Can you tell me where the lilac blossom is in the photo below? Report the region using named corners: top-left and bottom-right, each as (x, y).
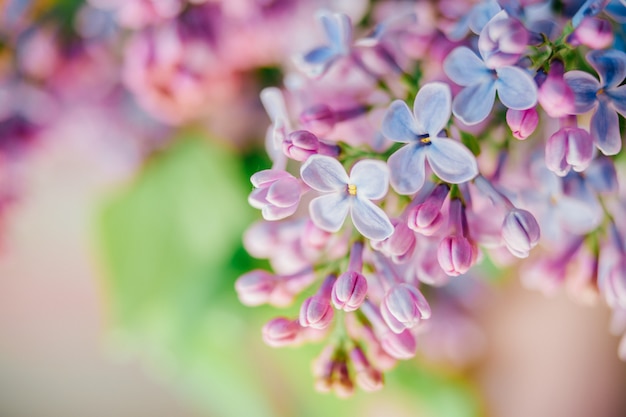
top-left (564, 49), bottom-right (626, 155)
top-left (380, 283), bottom-right (431, 334)
top-left (537, 60), bottom-right (576, 118)
top-left (381, 82), bottom-right (479, 194)
top-left (300, 155), bottom-right (393, 240)
top-left (506, 108), bottom-right (539, 140)
top-left (296, 10), bottom-right (353, 77)
top-left (248, 170), bottom-right (303, 221)
top-left (545, 127), bottom-right (595, 176)
top-left (443, 12), bottom-right (537, 125)
top-left (501, 208), bottom-right (541, 258)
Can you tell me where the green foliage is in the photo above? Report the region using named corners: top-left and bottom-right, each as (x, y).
top-left (98, 134), bottom-right (278, 417)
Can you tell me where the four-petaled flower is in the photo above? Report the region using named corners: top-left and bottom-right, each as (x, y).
top-left (295, 10), bottom-right (352, 78)
top-left (564, 49), bottom-right (626, 155)
top-left (300, 155), bottom-right (394, 240)
top-left (381, 82), bottom-right (479, 194)
top-left (443, 12), bottom-right (537, 125)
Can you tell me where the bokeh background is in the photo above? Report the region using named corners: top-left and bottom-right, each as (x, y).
top-left (1, 1), bottom-right (626, 417)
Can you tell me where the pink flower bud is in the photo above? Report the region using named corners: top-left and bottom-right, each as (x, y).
top-left (437, 235), bottom-right (477, 276)
top-left (380, 284), bottom-right (431, 333)
top-left (332, 271), bottom-right (368, 312)
top-left (538, 61), bottom-right (575, 118)
top-left (407, 202), bottom-right (444, 235)
top-left (249, 169), bottom-right (302, 221)
top-left (501, 208), bottom-right (541, 258)
top-left (235, 269), bottom-right (275, 306)
top-left (570, 18), bottom-right (613, 49)
top-left (299, 274), bottom-right (336, 329)
top-left (545, 127), bottom-right (594, 176)
top-left (299, 296), bottom-right (334, 329)
top-left (283, 130), bottom-right (320, 161)
top-left (262, 317), bottom-right (301, 347)
top-left (372, 220), bottom-right (416, 263)
top-left (506, 108), bottom-right (539, 140)
top-left (407, 183), bottom-right (448, 235)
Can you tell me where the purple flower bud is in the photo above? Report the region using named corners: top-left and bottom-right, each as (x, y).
top-left (545, 127), bottom-right (595, 176)
top-left (501, 208), bottom-right (541, 258)
top-left (300, 274), bottom-right (335, 329)
top-left (262, 317), bottom-right (301, 347)
top-left (506, 108), bottom-right (539, 140)
top-left (437, 236), bottom-right (477, 276)
top-left (570, 17), bottom-right (613, 49)
top-left (299, 296), bottom-right (334, 329)
top-left (299, 104), bottom-right (337, 136)
top-left (235, 269), bottom-right (275, 306)
top-left (332, 271), bottom-right (368, 312)
top-left (538, 61), bottom-right (575, 118)
top-left (249, 169), bottom-right (302, 221)
top-left (380, 284), bottom-right (431, 333)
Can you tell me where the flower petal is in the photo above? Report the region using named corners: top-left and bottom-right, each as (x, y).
top-left (591, 100), bottom-right (622, 155)
top-left (351, 198), bottom-right (394, 240)
top-left (564, 70), bottom-right (601, 113)
top-left (587, 49), bottom-right (626, 88)
top-left (495, 66), bottom-right (538, 109)
top-left (443, 46), bottom-right (490, 86)
top-left (250, 169), bottom-right (290, 187)
top-left (413, 82), bottom-right (452, 136)
top-left (309, 193), bottom-right (349, 232)
top-left (387, 144), bottom-right (427, 195)
top-left (262, 205), bottom-right (299, 221)
top-left (426, 138), bottom-right (479, 183)
top-left (350, 159), bottom-right (390, 200)
top-left (607, 84), bottom-right (626, 116)
top-left (381, 100), bottom-right (418, 142)
top-left (318, 10), bottom-right (351, 52)
top-left (452, 80), bottom-right (497, 125)
top-left (300, 154), bottom-right (348, 192)
top-left (301, 46), bottom-right (336, 66)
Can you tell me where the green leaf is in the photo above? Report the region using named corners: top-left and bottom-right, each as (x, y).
top-left (97, 134), bottom-right (281, 417)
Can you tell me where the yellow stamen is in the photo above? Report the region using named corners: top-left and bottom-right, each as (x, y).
top-left (348, 184), bottom-right (357, 196)
top-left (420, 136), bottom-right (431, 144)
top-left (597, 88), bottom-right (605, 96)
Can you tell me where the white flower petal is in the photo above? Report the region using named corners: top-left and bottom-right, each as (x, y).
top-left (300, 154), bottom-right (348, 192)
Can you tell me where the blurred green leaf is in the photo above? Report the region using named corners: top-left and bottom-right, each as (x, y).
top-left (98, 134), bottom-right (280, 417)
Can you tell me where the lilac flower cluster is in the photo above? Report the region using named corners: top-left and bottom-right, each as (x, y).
top-left (236, 0), bottom-right (626, 396)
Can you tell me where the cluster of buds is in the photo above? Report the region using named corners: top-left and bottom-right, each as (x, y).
top-left (236, 0), bottom-right (626, 395)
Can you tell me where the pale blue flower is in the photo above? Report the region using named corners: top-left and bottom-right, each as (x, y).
top-left (300, 155), bottom-right (393, 240)
top-left (443, 12), bottom-right (537, 125)
top-left (295, 10), bottom-right (352, 78)
top-left (564, 49), bottom-right (626, 155)
top-left (381, 82), bottom-right (479, 194)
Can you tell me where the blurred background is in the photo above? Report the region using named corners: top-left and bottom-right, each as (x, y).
top-left (1, 1), bottom-right (626, 417)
